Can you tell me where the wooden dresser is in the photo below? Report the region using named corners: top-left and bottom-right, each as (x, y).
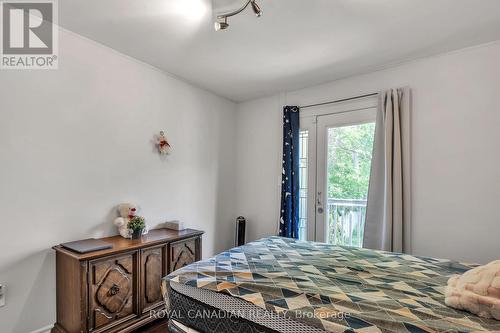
top-left (52, 228), bottom-right (204, 333)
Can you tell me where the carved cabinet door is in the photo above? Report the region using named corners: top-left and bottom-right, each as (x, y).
top-left (88, 252), bottom-right (137, 332)
top-left (169, 237), bottom-right (198, 273)
top-left (140, 245), bottom-right (166, 313)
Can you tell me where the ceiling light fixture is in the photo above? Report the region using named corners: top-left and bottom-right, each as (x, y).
top-left (214, 0), bottom-right (262, 31)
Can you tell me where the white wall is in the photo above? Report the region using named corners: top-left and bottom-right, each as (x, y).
top-left (0, 29), bottom-right (236, 333)
top-left (236, 41), bottom-right (500, 265)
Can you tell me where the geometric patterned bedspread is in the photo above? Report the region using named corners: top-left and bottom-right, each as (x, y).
top-left (165, 237), bottom-right (500, 333)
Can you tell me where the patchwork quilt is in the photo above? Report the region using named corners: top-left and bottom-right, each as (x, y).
top-left (165, 237), bottom-right (500, 333)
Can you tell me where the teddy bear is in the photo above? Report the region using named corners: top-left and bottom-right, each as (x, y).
top-left (113, 203), bottom-right (140, 239)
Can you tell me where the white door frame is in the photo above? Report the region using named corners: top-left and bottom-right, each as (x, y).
top-left (300, 96), bottom-right (378, 242)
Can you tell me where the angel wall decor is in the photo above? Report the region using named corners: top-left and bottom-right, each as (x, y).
top-left (156, 131), bottom-right (172, 155)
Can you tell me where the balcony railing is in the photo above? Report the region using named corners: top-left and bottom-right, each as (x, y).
top-left (327, 198), bottom-right (367, 248)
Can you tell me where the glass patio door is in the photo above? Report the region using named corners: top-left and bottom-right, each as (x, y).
top-left (315, 109), bottom-right (376, 245)
top-left (299, 99), bottom-right (377, 246)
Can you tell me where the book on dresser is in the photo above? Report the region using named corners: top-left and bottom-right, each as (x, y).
top-left (52, 228), bottom-right (204, 333)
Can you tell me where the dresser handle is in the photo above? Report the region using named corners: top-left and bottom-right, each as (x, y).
top-left (108, 284), bottom-right (120, 296)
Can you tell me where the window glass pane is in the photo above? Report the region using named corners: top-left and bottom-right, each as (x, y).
top-left (298, 130), bottom-right (308, 241)
top-left (326, 122), bottom-right (375, 247)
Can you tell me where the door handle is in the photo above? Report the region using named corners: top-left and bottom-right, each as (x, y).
top-left (108, 283), bottom-right (120, 296)
top-left (317, 192), bottom-right (324, 214)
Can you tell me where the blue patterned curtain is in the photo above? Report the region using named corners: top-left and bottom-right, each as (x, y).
top-left (279, 106), bottom-right (300, 239)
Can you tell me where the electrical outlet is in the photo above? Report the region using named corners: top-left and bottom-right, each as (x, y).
top-left (0, 284), bottom-right (5, 307)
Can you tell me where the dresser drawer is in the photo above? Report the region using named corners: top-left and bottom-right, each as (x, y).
top-left (88, 252), bottom-right (138, 332)
top-left (169, 237), bottom-right (198, 273)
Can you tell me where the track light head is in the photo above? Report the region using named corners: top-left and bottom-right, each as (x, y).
top-left (214, 19), bottom-right (229, 31)
top-left (251, 1), bottom-right (262, 17)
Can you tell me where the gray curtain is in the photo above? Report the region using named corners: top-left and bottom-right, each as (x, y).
top-left (364, 88), bottom-right (411, 253)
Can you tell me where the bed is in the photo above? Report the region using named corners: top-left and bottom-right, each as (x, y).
top-left (162, 236), bottom-right (500, 333)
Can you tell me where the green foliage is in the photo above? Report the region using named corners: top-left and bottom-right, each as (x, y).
top-left (327, 123), bottom-right (375, 200)
top-left (128, 216), bottom-right (146, 231)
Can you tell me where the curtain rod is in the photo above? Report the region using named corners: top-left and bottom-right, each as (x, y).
top-left (299, 92), bottom-right (378, 110)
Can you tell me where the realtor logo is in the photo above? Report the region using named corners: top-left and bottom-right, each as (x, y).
top-left (1, 0), bottom-right (58, 69)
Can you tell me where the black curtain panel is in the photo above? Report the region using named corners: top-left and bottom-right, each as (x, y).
top-left (279, 106), bottom-right (300, 239)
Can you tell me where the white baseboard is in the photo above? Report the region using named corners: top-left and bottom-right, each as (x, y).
top-left (28, 324), bottom-right (53, 333)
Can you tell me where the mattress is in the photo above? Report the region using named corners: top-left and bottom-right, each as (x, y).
top-left (167, 283), bottom-right (311, 333)
top-left (167, 280), bottom-right (327, 333)
top-left (163, 236), bottom-right (500, 333)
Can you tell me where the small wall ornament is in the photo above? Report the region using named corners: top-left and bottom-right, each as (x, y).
top-left (156, 131), bottom-right (172, 155)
